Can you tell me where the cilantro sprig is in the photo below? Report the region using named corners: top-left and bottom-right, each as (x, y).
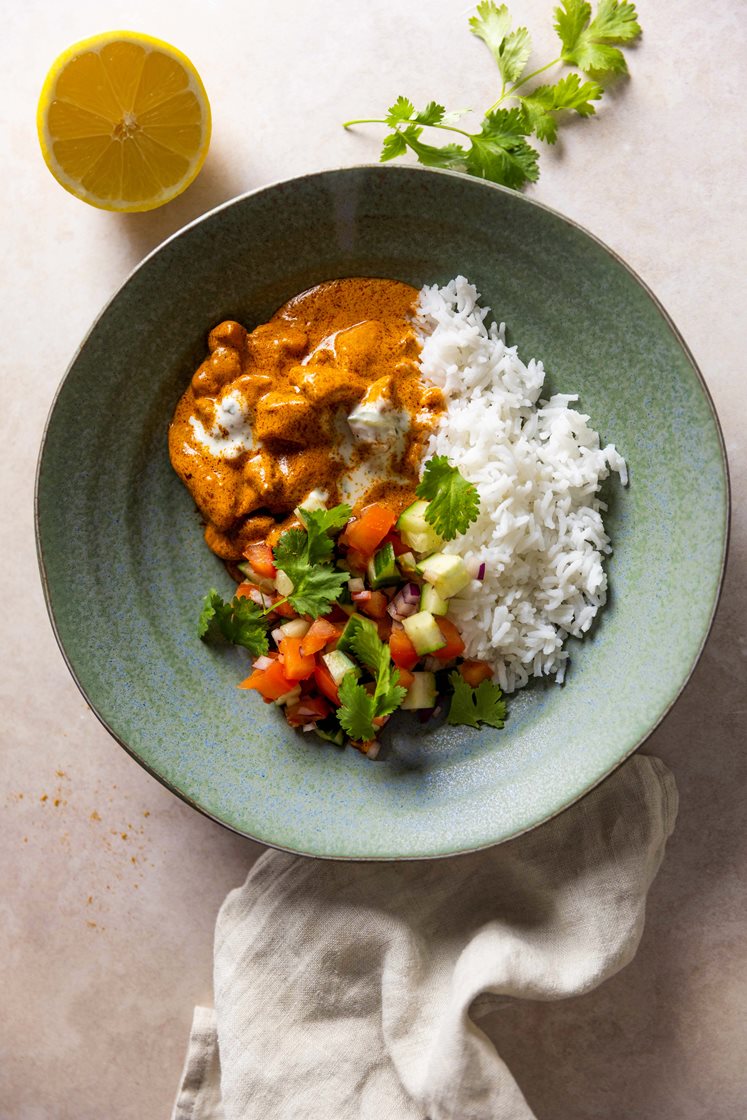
top-left (337, 617), bottom-right (407, 743)
top-left (198, 590), bottom-right (269, 657)
top-left (273, 504), bottom-right (351, 618)
top-left (343, 0), bottom-right (640, 190)
top-left (447, 670), bottom-right (507, 729)
top-left (416, 456), bottom-right (480, 540)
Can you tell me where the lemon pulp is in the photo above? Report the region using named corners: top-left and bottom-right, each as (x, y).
top-left (37, 31), bottom-right (211, 212)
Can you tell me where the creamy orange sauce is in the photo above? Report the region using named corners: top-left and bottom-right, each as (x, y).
top-left (169, 278), bottom-right (443, 561)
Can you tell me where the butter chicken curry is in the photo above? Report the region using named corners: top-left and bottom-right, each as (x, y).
top-left (169, 278), bottom-right (444, 561)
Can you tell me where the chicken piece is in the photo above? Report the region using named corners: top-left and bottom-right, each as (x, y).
top-left (253, 390), bottom-right (324, 445)
top-left (289, 363), bottom-right (364, 407)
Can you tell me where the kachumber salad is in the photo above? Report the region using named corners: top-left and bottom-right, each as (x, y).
top-left (169, 276), bottom-right (626, 759)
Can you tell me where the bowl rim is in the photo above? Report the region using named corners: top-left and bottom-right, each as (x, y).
top-left (34, 163), bottom-right (732, 860)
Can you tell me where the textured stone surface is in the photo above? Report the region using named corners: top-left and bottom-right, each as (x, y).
top-left (2, 0), bottom-right (745, 1116)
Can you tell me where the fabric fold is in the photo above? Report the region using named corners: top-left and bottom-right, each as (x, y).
top-left (173, 755), bottom-right (677, 1120)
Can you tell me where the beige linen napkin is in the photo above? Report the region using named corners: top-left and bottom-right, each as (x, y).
top-left (172, 754), bottom-right (677, 1120)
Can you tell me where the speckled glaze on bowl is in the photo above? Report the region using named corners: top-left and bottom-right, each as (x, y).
top-left (35, 166), bottom-right (729, 859)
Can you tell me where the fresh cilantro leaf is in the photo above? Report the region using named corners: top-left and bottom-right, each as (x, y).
top-left (398, 125), bottom-right (467, 170)
top-left (273, 533), bottom-right (348, 618)
top-left (374, 659), bottom-right (408, 718)
top-left (298, 504), bottom-right (352, 538)
top-left (349, 618), bottom-right (406, 716)
top-left (415, 101), bottom-right (447, 126)
top-left (336, 617), bottom-right (407, 741)
top-left (520, 73), bottom-right (602, 142)
top-left (346, 616), bottom-right (385, 676)
top-left (385, 97), bottom-right (446, 128)
top-left (274, 505), bottom-right (351, 617)
top-left (380, 131), bottom-right (408, 162)
top-left (447, 671), bottom-right (507, 729)
top-left (337, 674), bottom-right (378, 742)
top-left (469, 1), bottom-right (532, 84)
top-left (198, 590), bottom-right (269, 657)
top-left (416, 456), bottom-right (480, 540)
top-left (465, 109), bottom-right (539, 188)
top-left (554, 0), bottom-right (641, 76)
top-left (385, 96), bottom-right (416, 126)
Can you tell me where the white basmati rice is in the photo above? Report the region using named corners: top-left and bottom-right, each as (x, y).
top-left (416, 277), bottom-right (627, 693)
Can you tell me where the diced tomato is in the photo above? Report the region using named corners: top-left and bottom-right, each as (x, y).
top-left (324, 604), bottom-right (350, 625)
top-left (389, 628), bottom-right (419, 671)
top-left (351, 589), bottom-right (372, 603)
top-left (238, 660), bottom-right (295, 700)
top-left (432, 617), bottom-right (466, 661)
top-left (360, 591), bottom-right (388, 620)
top-left (381, 531), bottom-right (409, 557)
top-left (396, 668), bottom-right (415, 690)
top-left (300, 618), bottom-right (341, 657)
top-left (341, 504), bottom-right (396, 558)
top-left (243, 542), bottom-right (276, 579)
top-left (273, 598), bottom-right (297, 619)
top-left (376, 617), bottom-right (392, 642)
top-left (235, 581), bottom-right (255, 599)
top-left (314, 661), bottom-right (341, 706)
top-left (459, 660), bottom-right (494, 687)
top-left (278, 637), bottom-right (316, 681)
top-left (285, 695), bottom-right (331, 727)
top-left (344, 548), bottom-right (369, 575)
top-left (350, 739), bottom-right (375, 754)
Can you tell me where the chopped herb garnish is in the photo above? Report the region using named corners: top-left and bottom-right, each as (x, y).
top-left (447, 669), bottom-right (507, 728)
top-left (337, 617), bottom-right (407, 742)
top-left (274, 503), bottom-right (351, 617)
top-left (416, 456), bottom-right (480, 540)
top-left (198, 590), bottom-right (269, 657)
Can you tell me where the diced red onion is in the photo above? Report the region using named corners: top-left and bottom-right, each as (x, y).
top-left (271, 628), bottom-right (285, 644)
top-left (296, 702), bottom-right (322, 717)
top-left (302, 723), bottom-right (316, 733)
top-left (248, 588), bottom-right (273, 608)
top-left (387, 582), bottom-right (421, 620)
top-left (366, 742), bottom-right (381, 760)
top-left (422, 655), bottom-right (442, 672)
top-left (348, 577), bottom-right (365, 594)
top-left (464, 556), bottom-right (486, 579)
top-left (351, 589), bottom-right (372, 602)
top-left (253, 655), bottom-right (275, 671)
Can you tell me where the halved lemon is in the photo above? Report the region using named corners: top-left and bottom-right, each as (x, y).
top-left (37, 31), bottom-right (211, 212)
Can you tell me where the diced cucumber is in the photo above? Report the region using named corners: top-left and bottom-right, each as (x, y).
top-left (236, 560), bottom-right (275, 593)
top-left (322, 650), bottom-right (359, 686)
top-left (274, 686), bottom-right (302, 707)
top-left (400, 671), bottom-right (437, 710)
top-left (336, 614), bottom-right (366, 656)
top-left (367, 542), bottom-right (400, 588)
top-left (402, 611), bottom-right (446, 655)
top-left (406, 532), bottom-right (443, 556)
top-left (396, 500), bottom-right (444, 555)
top-left (417, 552), bottom-right (471, 599)
top-left (420, 584), bottom-right (448, 616)
top-left (314, 720), bottom-right (345, 746)
top-left (397, 551), bottom-right (418, 574)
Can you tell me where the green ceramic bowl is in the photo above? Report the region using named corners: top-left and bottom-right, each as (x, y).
top-left (36, 166), bottom-right (729, 859)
